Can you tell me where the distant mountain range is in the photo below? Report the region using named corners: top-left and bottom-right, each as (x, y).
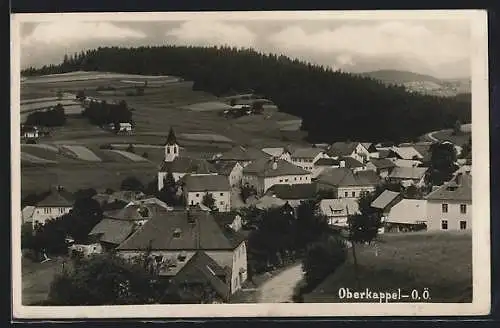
top-left (359, 70), bottom-right (471, 97)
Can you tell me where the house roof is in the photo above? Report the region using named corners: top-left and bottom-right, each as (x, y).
top-left (371, 190), bottom-right (401, 210)
top-left (377, 149), bottom-right (391, 159)
top-left (218, 145), bottom-right (269, 162)
top-left (388, 167), bottom-right (428, 180)
top-left (104, 203), bottom-right (169, 221)
top-left (212, 161), bottom-right (239, 176)
top-left (109, 190), bottom-right (145, 203)
top-left (265, 183), bottom-right (317, 200)
top-left (127, 197), bottom-right (173, 210)
top-left (170, 251), bottom-right (230, 301)
top-left (340, 156), bottom-right (365, 168)
top-left (290, 147), bottom-right (323, 159)
top-left (183, 174), bottom-right (230, 192)
top-left (116, 209), bottom-right (246, 251)
top-left (326, 142), bottom-right (359, 157)
top-left (261, 147), bottom-right (286, 157)
top-left (314, 158), bottom-right (340, 166)
top-left (249, 195), bottom-right (287, 210)
top-left (22, 206), bottom-right (35, 222)
top-left (386, 199), bottom-right (427, 224)
top-left (165, 127), bottom-right (177, 145)
top-left (368, 158), bottom-right (396, 169)
top-left (425, 173), bottom-right (472, 202)
top-left (389, 158), bottom-right (423, 168)
top-left (389, 146), bottom-right (423, 160)
top-left (317, 168), bottom-right (378, 187)
top-left (361, 143), bottom-right (373, 150)
top-left (159, 157), bottom-right (216, 174)
top-left (243, 158), bottom-right (310, 178)
top-left (36, 188), bottom-right (74, 207)
top-left (89, 218), bottom-right (136, 245)
top-left (319, 198), bottom-right (360, 217)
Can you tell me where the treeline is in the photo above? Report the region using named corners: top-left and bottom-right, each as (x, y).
top-left (82, 99), bottom-right (133, 127)
top-left (22, 46), bottom-right (471, 143)
top-left (25, 104), bottom-right (66, 127)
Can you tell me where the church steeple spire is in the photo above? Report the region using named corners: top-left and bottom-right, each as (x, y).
top-left (166, 127), bottom-right (177, 146)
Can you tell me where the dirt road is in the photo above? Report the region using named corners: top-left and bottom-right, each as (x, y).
top-left (257, 263), bottom-right (304, 303)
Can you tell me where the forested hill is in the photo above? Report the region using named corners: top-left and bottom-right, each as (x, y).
top-left (358, 70), bottom-right (442, 84)
top-left (22, 46), bottom-right (471, 143)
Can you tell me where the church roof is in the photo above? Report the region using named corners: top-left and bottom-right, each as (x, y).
top-left (159, 157), bottom-right (216, 174)
top-left (165, 127), bottom-right (177, 146)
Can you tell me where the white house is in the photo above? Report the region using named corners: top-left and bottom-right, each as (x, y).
top-left (387, 167), bottom-right (428, 187)
top-left (182, 174), bottom-right (231, 212)
top-left (213, 161), bottom-right (244, 188)
top-left (31, 187), bottom-right (74, 230)
top-left (383, 199), bottom-right (428, 232)
top-left (326, 142), bottom-right (371, 164)
top-left (290, 147), bottom-right (329, 172)
top-left (261, 147), bottom-right (292, 162)
top-left (21, 125), bottom-right (39, 139)
top-left (316, 168), bottom-right (380, 199)
top-left (319, 198), bottom-right (360, 227)
top-left (424, 173), bottom-right (472, 231)
top-left (116, 209), bottom-right (248, 299)
top-left (242, 157), bottom-right (312, 195)
top-left (366, 158), bottom-right (397, 178)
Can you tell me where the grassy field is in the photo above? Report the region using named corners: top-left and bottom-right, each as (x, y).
top-left (22, 256), bottom-right (66, 305)
top-left (303, 231), bottom-right (472, 303)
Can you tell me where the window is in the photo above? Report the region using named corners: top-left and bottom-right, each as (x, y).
top-left (167, 147), bottom-right (170, 154)
top-left (155, 255), bottom-right (163, 263)
top-left (294, 177), bottom-right (297, 181)
top-left (279, 179), bottom-right (283, 183)
top-left (173, 228), bottom-right (182, 238)
top-left (344, 192), bottom-right (348, 198)
top-left (174, 146), bottom-right (178, 154)
top-left (352, 192), bottom-right (356, 197)
top-left (460, 221), bottom-right (467, 230)
top-left (220, 201), bottom-right (224, 205)
top-left (220, 193), bottom-right (224, 196)
top-left (177, 254), bottom-right (186, 262)
top-left (285, 178), bottom-right (289, 182)
top-left (441, 220), bottom-right (448, 230)
top-left (460, 204), bottom-right (467, 214)
top-left (441, 204), bottom-right (448, 213)
top-left (196, 193), bottom-right (199, 197)
top-left (44, 208), bottom-right (50, 214)
top-left (299, 177), bottom-right (302, 181)
top-left (190, 200), bottom-right (194, 205)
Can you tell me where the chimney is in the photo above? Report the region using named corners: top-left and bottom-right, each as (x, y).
top-left (340, 161), bottom-right (346, 168)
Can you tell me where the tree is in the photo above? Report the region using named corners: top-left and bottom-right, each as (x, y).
top-left (121, 176), bottom-right (144, 191)
top-left (202, 192), bottom-right (216, 210)
top-left (302, 235), bottom-right (347, 288)
top-left (156, 172), bottom-right (178, 206)
top-left (47, 254), bottom-right (174, 305)
top-left (76, 90), bottom-right (85, 101)
top-left (460, 136), bottom-right (472, 160)
top-left (126, 144), bottom-right (135, 153)
top-left (241, 185), bottom-right (257, 202)
top-left (56, 90), bottom-right (63, 100)
top-left (295, 199), bottom-right (330, 250)
top-left (453, 120), bottom-right (462, 136)
top-left (427, 142), bottom-right (458, 186)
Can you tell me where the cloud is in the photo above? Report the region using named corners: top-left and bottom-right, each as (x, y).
top-left (22, 21), bottom-right (146, 46)
top-left (165, 21), bottom-right (257, 48)
top-left (267, 21), bottom-right (470, 72)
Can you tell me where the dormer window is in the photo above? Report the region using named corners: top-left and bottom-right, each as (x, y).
top-left (173, 228), bottom-right (182, 238)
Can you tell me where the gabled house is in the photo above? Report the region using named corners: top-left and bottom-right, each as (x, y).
top-left (424, 172), bottom-right (472, 231)
top-left (383, 199), bottom-right (428, 232)
top-left (316, 168), bottom-right (379, 199)
top-left (319, 198), bottom-right (360, 228)
top-left (31, 186), bottom-right (74, 230)
top-left (371, 190), bottom-right (403, 217)
top-left (290, 147), bottom-right (329, 172)
top-left (242, 157), bottom-right (312, 195)
top-left (388, 146), bottom-right (424, 161)
top-left (340, 156), bottom-right (366, 173)
top-left (115, 209), bottom-right (248, 297)
top-left (215, 145), bottom-right (270, 167)
top-left (181, 174), bottom-right (231, 212)
top-left (265, 183), bottom-right (318, 207)
top-left (361, 143), bottom-right (379, 159)
top-left (326, 142), bottom-right (370, 164)
top-left (212, 160), bottom-right (244, 188)
top-left (387, 167), bottom-right (428, 187)
top-left (312, 157), bottom-right (340, 178)
top-left (261, 147), bottom-right (292, 162)
top-left (366, 158), bottom-right (397, 178)
top-left (21, 125), bottom-right (39, 140)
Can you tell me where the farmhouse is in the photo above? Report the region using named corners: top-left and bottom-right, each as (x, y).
top-left (261, 147), bottom-right (292, 162)
top-left (366, 158), bottom-right (397, 178)
top-left (388, 146), bottom-right (424, 161)
top-left (21, 125), bottom-right (39, 140)
top-left (110, 122), bottom-right (133, 134)
top-left (30, 186), bottom-right (74, 230)
top-left (424, 172), bottom-right (471, 231)
top-left (212, 161), bottom-right (244, 188)
top-left (316, 168), bottom-right (379, 199)
top-left (326, 142), bottom-right (371, 164)
top-left (242, 157), bottom-right (312, 195)
top-left (361, 142), bottom-right (380, 158)
top-left (290, 147), bottom-right (329, 172)
top-left (265, 183), bottom-right (318, 207)
top-left (88, 218), bottom-right (137, 252)
top-left (340, 156), bottom-right (366, 172)
top-left (115, 209), bottom-right (248, 297)
top-left (387, 167), bottom-right (428, 187)
top-left (181, 174), bottom-right (231, 212)
top-left (319, 198), bottom-right (360, 228)
top-left (215, 145), bottom-right (270, 167)
top-left (383, 199), bottom-right (428, 233)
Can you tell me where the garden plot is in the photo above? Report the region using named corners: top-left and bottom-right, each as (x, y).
top-left (88, 149), bottom-right (135, 163)
top-left (109, 150), bottom-right (150, 162)
top-left (21, 152), bottom-right (57, 165)
top-left (181, 101), bottom-right (232, 112)
top-left (60, 145), bottom-right (102, 162)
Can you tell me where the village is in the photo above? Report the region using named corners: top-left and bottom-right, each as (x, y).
top-left (20, 83), bottom-right (473, 304)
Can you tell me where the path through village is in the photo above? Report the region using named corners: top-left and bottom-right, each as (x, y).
top-left (257, 263), bottom-right (304, 303)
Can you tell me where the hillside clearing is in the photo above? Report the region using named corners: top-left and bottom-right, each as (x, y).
top-left (60, 145), bottom-right (102, 162)
top-left (303, 232), bottom-right (472, 303)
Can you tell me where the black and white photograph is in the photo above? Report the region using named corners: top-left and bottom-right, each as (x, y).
top-left (11, 10), bottom-right (490, 318)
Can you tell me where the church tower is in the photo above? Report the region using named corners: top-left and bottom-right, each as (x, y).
top-left (164, 127), bottom-right (179, 162)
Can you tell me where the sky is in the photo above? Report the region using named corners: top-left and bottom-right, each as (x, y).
top-left (18, 13), bottom-right (472, 79)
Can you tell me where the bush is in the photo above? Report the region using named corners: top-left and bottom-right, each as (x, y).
top-left (126, 144), bottom-right (135, 153)
top-left (142, 152), bottom-right (149, 159)
top-left (99, 143), bottom-right (114, 150)
top-left (121, 176), bottom-right (144, 191)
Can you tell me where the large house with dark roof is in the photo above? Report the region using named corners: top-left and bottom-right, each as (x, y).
top-left (387, 167), bottom-right (428, 187)
top-left (181, 174), bottom-right (231, 212)
top-left (242, 157), bottom-right (312, 195)
top-left (290, 147), bottom-right (329, 172)
top-left (31, 186), bottom-right (74, 229)
top-left (115, 209), bottom-right (248, 296)
top-left (316, 167), bottom-right (379, 199)
top-left (265, 183), bottom-right (318, 207)
top-left (326, 142), bottom-right (371, 164)
top-left (366, 158), bottom-right (397, 178)
top-left (425, 172), bottom-right (472, 231)
top-left (214, 145), bottom-right (269, 167)
top-left (157, 128), bottom-right (217, 189)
